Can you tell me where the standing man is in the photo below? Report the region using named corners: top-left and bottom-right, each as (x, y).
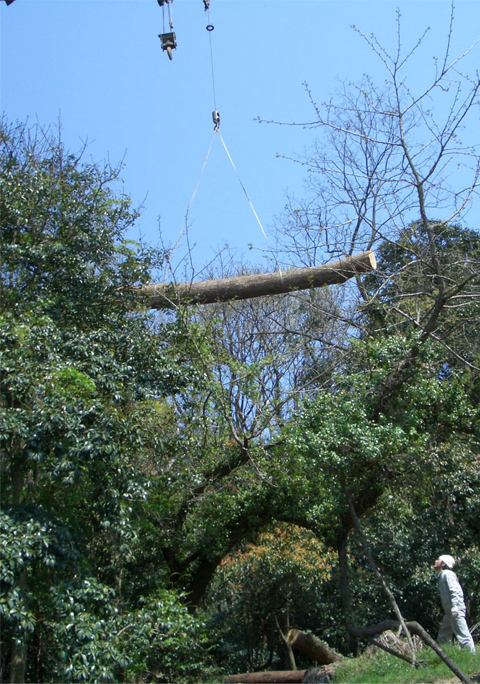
top-left (434, 554), bottom-right (476, 654)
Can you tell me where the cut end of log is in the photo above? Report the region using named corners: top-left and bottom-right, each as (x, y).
top-left (286, 629), bottom-right (343, 664)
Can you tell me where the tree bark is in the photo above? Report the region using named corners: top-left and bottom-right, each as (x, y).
top-left (136, 251), bottom-right (376, 309)
top-left (9, 637), bottom-right (28, 684)
top-left (223, 671), bottom-right (307, 683)
top-left (285, 629), bottom-right (343, 665)
top-left (349, 621), bottom-right (472, 684)
top-left (275, 612), bottom-right (297, 671)
top-left (338, 534), bottom-right (353, 650)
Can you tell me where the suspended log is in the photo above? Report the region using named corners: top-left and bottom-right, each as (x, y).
top-left (349, 621), bottom-right (472, 684)
top-left (286, 629), bottom-right (344, 665)
top-left (136, 251), bottom-right (376, 309)
top-left (223, 671), bottom-right (307, 683)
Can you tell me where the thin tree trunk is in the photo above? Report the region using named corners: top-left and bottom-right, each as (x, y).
top-left (342, 484), bottom-right (418, 667)
top-left (10, 632), bottom-right (28, 684)
top-left (136, 251), bottom-right (377, 309)
top-left (338, 534), bottom-right (353, 650)
top-left (274, 612), bottom-right (297, 671)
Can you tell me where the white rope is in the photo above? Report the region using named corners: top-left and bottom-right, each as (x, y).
top-left (172, 2), bottom-right (282, 279)
top-left (217, 130), bottom-right (282, 277)
top-left (172, 133), bottom-right (216, 253)
top-left (202, 3), bottom-right (280, 276)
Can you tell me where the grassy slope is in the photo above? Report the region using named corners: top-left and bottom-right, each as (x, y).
top-left (334, 644), bottom-right (479, 684)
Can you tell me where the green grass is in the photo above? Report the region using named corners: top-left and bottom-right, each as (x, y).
top-left (334, 643), bottom-right (479, 684)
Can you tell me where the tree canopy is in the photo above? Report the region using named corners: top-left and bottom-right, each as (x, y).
top-left (0, 121), bottom-right (209, 683)
top-left (1, 9), bottom-right (480, 681)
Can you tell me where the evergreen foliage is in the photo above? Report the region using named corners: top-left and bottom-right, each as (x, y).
top-left (1, 10), bottom-right (480, 676)
top-left (0, 121), bottom-right (210, 682)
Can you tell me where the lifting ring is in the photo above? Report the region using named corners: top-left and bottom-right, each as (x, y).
top-left (206, 24), bottom-right (214, 31)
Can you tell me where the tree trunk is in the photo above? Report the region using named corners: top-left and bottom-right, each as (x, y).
top-left (223, 671), bottom-right (307, 683)
top-left (285, 629), bottom-right (343, 665)
top-left (136, 251), bottom-right (376, 309)
top-left (274, 611), bottom-right (297, 671)
top-left (9, 638), bottom-right (28, 684)
top-left (338, 534), bottom-right (353, 650)
top-left (349, 621), bottom-right (472, 684)
top-left (342, 484), bottom-right (418, 666)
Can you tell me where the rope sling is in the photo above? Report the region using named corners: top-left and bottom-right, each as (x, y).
top-left (158, 0), bottom-right (282, 276)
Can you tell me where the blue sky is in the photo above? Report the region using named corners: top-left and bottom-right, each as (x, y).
top-left (1, 0), bottom-right (479, 277)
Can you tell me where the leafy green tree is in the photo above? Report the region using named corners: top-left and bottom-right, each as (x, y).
top-left (251, 15), bottom-right (480, 650)
top-left (207, 525), bottom-right (338, 672)
top-left (124, 281), bottom-right (349, 612)
top-left (0, 120), bottom-right (207, 682)
top-left (279, 335), bottom-right (480, 642)
top-left (362, 222), bottom-right (480, 395)
top-left (123, 15), bottom-right (480, 654)
top-left (120, 590), bottom-right (214, 683)
top-left (155, 9), bottom-right (480, 660)
top-left (3, 9), bottom-right (479, 677)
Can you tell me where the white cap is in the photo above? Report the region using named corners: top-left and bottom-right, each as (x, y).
top-left (439, 554), bottom-right (456, 569)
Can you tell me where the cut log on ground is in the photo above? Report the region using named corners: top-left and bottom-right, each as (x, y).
top-left (286, 629), bottom-right (343, 665)
top-left (223, 666), bottom-right (336, 683)
top-left (223, 671), bottom-right (307, 683)
top-left (349, 620), bottom-right (472, 684)
top-left (136, 251), bottom-right (377, 309)
top-left (302, 665), bottom-right (337, 683)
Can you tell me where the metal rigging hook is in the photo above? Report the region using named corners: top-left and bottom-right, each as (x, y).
top-left (204, 0), bottom-right (214, 31)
